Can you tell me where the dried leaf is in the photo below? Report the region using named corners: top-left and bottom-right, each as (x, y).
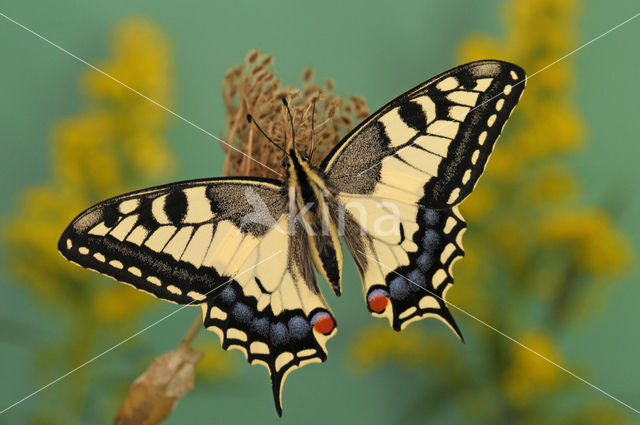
top-left (114, 344), bottom-right (204, 425)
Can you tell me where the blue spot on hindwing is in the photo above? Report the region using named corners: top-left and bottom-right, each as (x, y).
top-left (417, 252), bottom-right (433, 271)
top-left (271, 322), bottom-right (288, 345)
top-left (220, 286), bottom-right (236, 305)
top-left (389, 276), bottom-right (411, 300)
top-left (422, 229), bottom-right (440, 250)
top-left (251, 317), bottom-right (269, 338)
top-left (288, 316), bottom-right (311, 340)
top-left (424, 209), bottom-right (439, 226)
top-left (231, 303), bottom-right (252, 325)
top-left (407, 269), bottom-right (426, 288)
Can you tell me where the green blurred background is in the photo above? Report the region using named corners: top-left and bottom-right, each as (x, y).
top-left (1, 0), bottom-right (639, 424)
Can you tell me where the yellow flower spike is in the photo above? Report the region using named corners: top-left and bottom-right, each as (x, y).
top-left (459, 184), bottom-right (497, 222)
top-left (526, 166), bottom-right (579, 204)
top-left (5, 18), bottom-right (173, 322)
top-left (84, 18), bottom-right (171, 106)
top-left (457, 36), bottom-right (504, 64)
top-left (94, 285), bottom-right (153, 323)
top-left (538, 210), bottom-right (631, 275)
top-left (193, 341), bottom-right (235, 380)
top-left (348, 324), bottom-right (453, 372)
top-left (503, 332), bottom-right (563, 408)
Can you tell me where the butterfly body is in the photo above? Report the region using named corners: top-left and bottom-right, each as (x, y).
top-left (58, 60), bottom-right (526, 414)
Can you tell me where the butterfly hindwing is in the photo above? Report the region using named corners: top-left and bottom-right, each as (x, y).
top-left (339, 198), bottom-right (466, 332)
top-left (324, 60), bottom-right (525, 333)
top-left (58, 177), bottom-right (337, 414)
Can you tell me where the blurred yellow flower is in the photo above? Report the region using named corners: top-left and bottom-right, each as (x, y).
top-left (349, 0), bottom-right (633, 422)
top-left (194, 340), bottom-right (236, 380)
top-left (3, 18), bottom-right (177, 422)
top-left (503, 332), bottom-right (562, 408)
top-left (539, 209), bottom-right (631, 275)
top-left (5, 18), bottom-right (173, 324)
top-left (348, 324), bottom-right (454, 372)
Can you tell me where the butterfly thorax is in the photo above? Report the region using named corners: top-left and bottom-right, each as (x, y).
top-left (287, 149), bottom-right (343, 295)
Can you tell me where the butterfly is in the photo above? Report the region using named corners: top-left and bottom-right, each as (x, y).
top-left (58, 60), bottom-right (525, 414)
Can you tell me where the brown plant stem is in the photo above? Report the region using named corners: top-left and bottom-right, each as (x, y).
top-left (180, 310), bottom-right (203, 348)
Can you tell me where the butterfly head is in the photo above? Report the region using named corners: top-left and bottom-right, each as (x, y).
top-left (247, 97), bottom-right (318, 172)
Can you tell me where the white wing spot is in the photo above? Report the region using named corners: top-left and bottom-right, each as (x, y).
top-left (66, 239), bottom-right (73, 250)
top-left (119, 199), bottom-right (139, 214)
top-left (187, 291), bottom-right (206, 301)
top-left (436, 76), bottom-right (459, 91)
top-left (496, 98), bottom-right (505, 111)
top-left (109, 215), bottom-right (138, 241)
top-left (433, 269), bottom-right (447, 288)
top-left (427, 120), bottom-right (459, 139)
top-left (151, 195), bottom-right (170, 224)
top-left (419, 296), bottom-right (439, 309)
top-left (380, 107), bottom-right (418, 147)
top-left (456, 227), bottom-right (466, 247)
top-left (471, 149), bottom-right (480, 164)
top-left (473, 78), bottom-right (493, 91)
top-left (462, 169), bottom-right (472, 185)
top-left (504, 84), bottom-right (513, 95)
top-left (399, 306), bottom-right (417, 320)
top-left (487, 114), bottom-right (497, 127)
top-left (167, 285), bottom-right (182, 295)
top-left (275, 352), bottom-right (294, 372)
top-left (413, 96), bottom-right (437, 124)
top-left (144, 225), bottom-right (177, 252)
top-left (446, 91), bottom-right (479, 107)
top-left (440, 243), bottom-right (457, 263)
top-left (183, 187), bottom-right (215, 223)
top-left (447, 188), bottom-right (461, 204)
top-left (109, 260), bottom-right (123, 269)
top-left (128, 266), bottom-right (142, 277)
top-left (510, 70), bottom-right (518, 80)
top-left (146, 276), bottom-right (162, 286)
top-left (449, 105), bottom-right (470, 121)
top-left (88, 222), bottom-right (111, 236)
top-left (227, 328), bottom-right (248, 342)
top-left (126, 225), bottom-right (148, 246)
top-left (443, 217), bottom-right (457, 234)
top-left (209, 306), bottom-right (227, 320)
top-left (478, 131), bottom-right (487, 145)
top-left (79, 247), bottom-right (89, 255)
top-left (163, 226), bottom-right (194, 260)
top-left (93, 253), bottom-right (105, 262)
top-left (250, 341), bottom-right (270, 355)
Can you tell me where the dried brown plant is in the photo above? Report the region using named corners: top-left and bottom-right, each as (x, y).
top-left (221, 50), bottom-right (369, 178)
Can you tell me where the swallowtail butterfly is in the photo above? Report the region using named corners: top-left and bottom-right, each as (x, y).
top-left (59, 60), bottom-right (525, 414)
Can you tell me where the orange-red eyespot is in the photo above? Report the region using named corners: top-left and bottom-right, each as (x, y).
top-left (367, 288), bottom-right (389, 313)
top-left (311, 311), bottom-right (335, 335)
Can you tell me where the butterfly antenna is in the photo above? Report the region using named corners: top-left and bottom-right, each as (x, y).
top-left (282, 98), bottom-right (295, 149)
top-left (246, 114), bottom-right (287, 154)
top-left (309, 98), bottom-right (317, 161)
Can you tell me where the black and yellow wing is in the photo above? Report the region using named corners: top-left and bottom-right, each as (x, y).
top-left (58, 177), bottom-right (336, 414)
top-left (323, 60), bottom-right (525, 333)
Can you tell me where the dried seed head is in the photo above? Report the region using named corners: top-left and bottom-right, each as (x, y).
top-left (221, 50), bottom-right (369, 178)
top-left (245, 50), bottom-right (259, 64)
top-left (302, 67), bottom-right (314, 83)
